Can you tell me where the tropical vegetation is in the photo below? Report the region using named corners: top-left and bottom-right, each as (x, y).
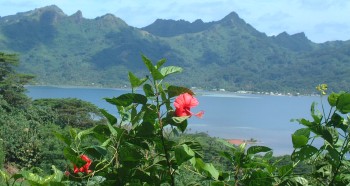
top-left (1, 52), bottom-right (350, 185)
top-left (1, 5), bottom-right (350, 93)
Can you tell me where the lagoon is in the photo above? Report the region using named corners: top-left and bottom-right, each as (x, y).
top-left (26, 86), bottom-right (322, 155)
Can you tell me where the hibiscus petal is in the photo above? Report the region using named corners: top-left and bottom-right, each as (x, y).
top-left (175, 93), bottom-right (198, 108)
top-left (182, 93), bottom-right (198, 107)
top-left (188, 96), bottom-right (199, 108)
top-left (81, 155), bottom-right (91, 163)
top-left (174, 94), bottom-right (186, 108)
top-left (73, 165), bottom-right (79, 173)
top-left (194, 111), bottom-right (204, 118)
top-left (175, 108), bottom-right (187, 117)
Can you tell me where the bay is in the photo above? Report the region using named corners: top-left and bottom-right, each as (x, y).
top-left (26, 86), bottom-right (323, 156)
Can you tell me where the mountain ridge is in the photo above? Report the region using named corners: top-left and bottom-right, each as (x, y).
top-left (0, 5), bottom-right (349, 93)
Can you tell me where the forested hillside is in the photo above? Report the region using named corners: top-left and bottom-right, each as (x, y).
top-left (0, 5), bottom-right (350, 93)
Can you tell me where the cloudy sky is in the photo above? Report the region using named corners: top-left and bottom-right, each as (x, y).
top-left (0, 0), bottom-right (349, 43)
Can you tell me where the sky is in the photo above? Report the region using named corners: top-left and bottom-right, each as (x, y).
top-left (0, 0), bottom-right (349, 43)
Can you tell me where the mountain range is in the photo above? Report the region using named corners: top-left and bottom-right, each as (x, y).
top-left (0, 5), bottom-right (349, 93)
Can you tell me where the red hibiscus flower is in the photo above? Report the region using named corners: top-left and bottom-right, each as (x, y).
top-left (174, 93), bottom-right (204, 118)
top-left (73, 154), bottom-right (92, 174)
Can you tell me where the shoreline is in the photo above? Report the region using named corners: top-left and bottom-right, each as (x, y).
top-left (26, 84), bottom-right (318, 97)
top-left (25, 84), bottom-right (132, 91)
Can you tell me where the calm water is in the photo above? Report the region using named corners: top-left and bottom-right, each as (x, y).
top-left (26, 86), bottom-right (323, 155)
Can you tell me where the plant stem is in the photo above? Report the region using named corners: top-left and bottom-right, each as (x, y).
top-left (160, 129), bottom-right (175, 185)
top-left (234, 165), bottom-right (240, 186)
top-left (154, 81), bottom-right (175, 186)
top-left (329, 133), bottom-right (350, 185)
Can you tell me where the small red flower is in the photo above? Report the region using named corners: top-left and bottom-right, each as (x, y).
top-left (64, 171), bottom-right (70, 176)
top-left (174, 93), bottom-right (204, 118)
top-left (73, 154), bottom-right (92, 174)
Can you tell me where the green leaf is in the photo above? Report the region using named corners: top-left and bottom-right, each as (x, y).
top-left (142, 55), bottom-right (164, 80)
top-left (328, 127), bottom-right (339, 144)
top-left (181, 140), bottom-right (204, 158)
top-left (264, 151), bottom-right (273, 159)
top-left (0, 170), bottom-right (11, 181)
top-left (63, 147), bottom-right (80, 165)
top-left (292, 134), bottom-right (309, 148)
top-left (329, 113), bottom-right (347, 131)
top-left (77, 127), bottom-right (94, 140)
top-left (291, 145), bottom-right (318, 161)
top-left (247, 146), bottom-right (272, 155)
top-left (100, 109), bottom-right (117, 124)
top-left (172, 116), bottom-right (190, 123)
top-left (50, 165), bottom-right (64, 182)
top-left (192, 158), bottom-right (219, 180)
top-left (160, 66), bottom-right (183, 77)
top-left (216, 138), bottom-right (235, 149)
top-left (69, 128), bottom-right (77, 139)
top-left (105, 93), bottom-right (147, 107)
top-left (101, 138), bottom-right (111, 147)
top-left (142, 104), bottom-right (158, 123)
top-left (174, 144), bottom-right (195, 165)
top-left (328, 93), bottom-right (340, 107)
top-left (135, 122), bottom-right (155, 137)
top-left (53, 132), bottom-right (71, 146)
top-left (171, 116), bottom-right (189, 132)
top-left (202, 163), bottom-right (220, 180)
top-left (211, 181), bottom-right (225, 186)
top-left (292, 128), bottom-right (310, 148)
top-left (294, 128), bottom-right (310, 137)
top-left (219, 151), bottom-right (233, 162)
top-left (86, 176), bottom-right (106, 186)
top-left (176, 119), bottom-right (188, 133)
top-left (167, 85), bottom-right (194, 98)
top-left (92, 125), bottom-right (110, 142)
top-left (326, 146), bottom-right (340, 167)
top-left (107, 122), bottom-right (119, 137)
top-left (281, 177), bottom-right (308, 186)
top-left (119, 143), bottom-right (142, 162)
top-left (317, 126), bottom-right (337, 144)
top-left (128, 72), bottom-right (147, 88)
top-left (143, 83), bottom-right (154, 97)
top-left (21, 165), bottom-right (63, 185)
top-left (295, 118), bottom-right (313, 127)
top-left (84, 145), bottom-right (107, 159)
top-left (156, 58), bottom-right (166, 69)
top-left (336, 93), bottom-right (350, 114)
top-left (159, 84), bottom-right (171, 110)
top-left (311, 102), bottom-right (322, 123)
top-left (278, 163), bottom-right (293, 177)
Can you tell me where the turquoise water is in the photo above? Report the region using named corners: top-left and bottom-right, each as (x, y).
top-left (26, 86), bottom-right (323, 155)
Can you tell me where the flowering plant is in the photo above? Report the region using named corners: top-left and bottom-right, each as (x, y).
top-left (3, 55), bottom-right (347, 185)
top-left (49, 55), bottom-right (219, 185)
top-left (73, 155), bottom-right (92, 174)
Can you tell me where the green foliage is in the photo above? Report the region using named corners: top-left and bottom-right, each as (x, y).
top-left (291, 88), bottom-right (350, 185)
top-left (51, 55), bottom-right (222, 185)
top-left (2, 7), bottom-right (350, 93)
top-left (0, 165), bottom-right (65, 186)
top-left (0, 52), bottom-right (33, 107)
top-left (0, 105), bottom-right (65, 170)
top-left (2, 51), bottom-right (350, 185)
top-left (0, 138), bottom-right (4, 169)
top-left (33, 98), bottom-right (105, 129)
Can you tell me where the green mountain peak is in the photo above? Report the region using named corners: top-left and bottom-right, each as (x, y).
top-left (0, 5), bottom-right (349, 93)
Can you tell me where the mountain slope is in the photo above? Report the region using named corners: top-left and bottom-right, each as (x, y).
top-left (0, 5), bottom-right (350, 93)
